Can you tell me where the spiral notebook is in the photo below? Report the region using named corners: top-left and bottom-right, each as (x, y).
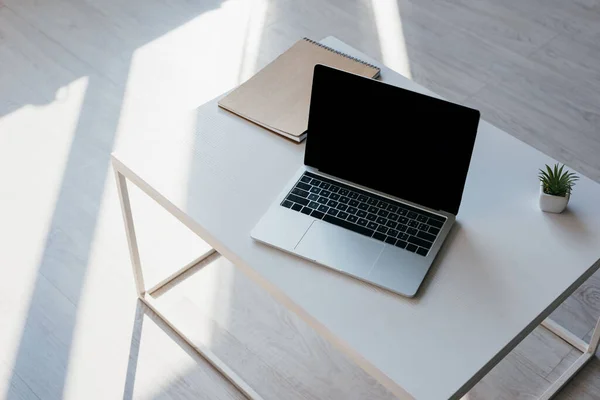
top-left (218, 38), bottom-right (380, 142)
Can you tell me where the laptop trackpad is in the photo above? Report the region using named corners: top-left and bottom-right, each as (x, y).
top-left (294, 220), bottom-right (384, 277)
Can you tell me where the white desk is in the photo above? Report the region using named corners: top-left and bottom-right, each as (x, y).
top-left (112, 37), bottom-right (600, 399)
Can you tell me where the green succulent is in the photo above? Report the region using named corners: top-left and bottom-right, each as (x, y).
top-left (538, 163), bottom-right (579, 197)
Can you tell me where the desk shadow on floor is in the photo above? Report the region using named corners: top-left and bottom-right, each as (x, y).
top-left (122, 302), bottom-right (144, 400)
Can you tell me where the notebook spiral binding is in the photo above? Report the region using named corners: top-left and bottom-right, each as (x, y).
top-left (302, 38), bottom-right (381, 72)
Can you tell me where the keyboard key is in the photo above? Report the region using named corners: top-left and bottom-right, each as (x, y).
top-left (348, 192), bottom-right (359, 199)
top-left (358, 195), bottom-right (368, 202)
top-left (340, 196), bottom-right (350, 204)
top-left (407, 227), bottom-right (418, 235)
top-left (385, 236), bottom-right (396, 245)
top-left (292, 203), bottom-right (303, 211)
top-left (339, 189), bottom-right (349, 196)
top-left (323, 214), bottom-right (374, 237)
top-left (387, 204), bottom-right (398, 213)
top-left (297, 182), bottom-right (311, 191)
top-left (308, 201), bottom-right (319, 209)
top-left (408, 235), bottom-right (432, 250)
top-left (399, 217), bottom-right (409, 224)
top-left (417, 215), bottom-right (428, 222)
top-left (319, 182), bottom-right (330, 190)
top-left (349, 199), bottom-right (359, 207)
top-left (327, 200), bottom-right (339, 208)
top-left (288, 194), bottom-right (309, 206)
top-left (357, 210), bottom-right (367, 218)
top-left (395, 240), bottom-right (407, 249)
top-left (429, 226), bottom-right (440, 235)
top-left (337, 211), bottom-right (349, 219)
top-left (358, 203), bottom-right (369, 210)
top-left (317, 197), bottom-right (328, 204)
top-left (336, 203), bottom-right (348, 211)
top-left (408, 211), bottom-right (418, 219)
top-left (367, 221), bottom-right (378, 230)
top-left (301, 207), bottom-right (312, 215)
top-left (300, 175), bottom-right (312, 183)
top-left (347, 207), bottom-right (358, 214)
top-left (357, 218), bottom-right (368, 226)
top-left (329, 186), bottom-right (340, 193)
top-left (373, 232), bottom-right (386, 241)
top-left (310, 187), bottom-right (321, 194)
top-left (376, 216), bottom-right (387, 224)
top-left (399, 233), bottom-right (409, 240)
top-left (311, 210), bottom-right (325, 219)
top-left (318, 205), bottom-right (329, 213)
top-left (377, 225), bottom-right (388, 234)
top-left (427, 218), bottom-right (444, 228)
top-left (320, 190), bottom-right (331, 197)
top-left (377, 209), bottom-right (389, 218)
top-left (377, 200), bottom-right (387, 208)
top-left (406, 244), bottom-right (418, 253)
top-left (388, 213), bottom-right (399, 221)
top-left (419, 223), bottom-right (429, 231)
top-left (310, 179), bottom-right (321, 186)
top-left (330, 193), bottom-right (340, 201)
top-left (282, 200), bottom-right (293, 208)
top-left (366, 213), bottom-right (377, 221)
top-left (386, 220), bottom-right (397, 229)
top-left (347, 215), bottom-right (358, 223)
top-left (292, 188), bottom-right (309, 197)
top-left (367, 197), bottom-right (378, 205)
top-left (408, 220), bottom-right (419, 227)
top-left (398, 225), bottom-right (407, 232)
top-left (388, 229), bottom-right (399, 237)
top-left (398, 209), bottom-right (408, 216)
top-left (308, 194), bottom-right (319, 201)
top-left (416, 247), bottom-right (428, 256)
top-left (327, 208), bottom-right (339, 216)
top-left (368, 206), bottom-right (378, 213)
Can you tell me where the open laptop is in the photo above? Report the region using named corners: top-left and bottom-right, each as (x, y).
top-left (251, 65), bottom-right (480, 297)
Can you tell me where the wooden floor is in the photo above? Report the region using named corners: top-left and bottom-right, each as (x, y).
top-left (1, 0), bottom-right (599, 399)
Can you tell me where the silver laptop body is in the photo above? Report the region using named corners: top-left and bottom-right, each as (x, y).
top-left (251, 166), bottom-right (455, 297)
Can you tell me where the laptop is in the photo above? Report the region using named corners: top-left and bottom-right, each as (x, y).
top-left (251, 65), bottom-right (480, 297)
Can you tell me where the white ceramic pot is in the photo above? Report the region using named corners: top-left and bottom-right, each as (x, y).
top-left (539, 185), bottom-right (569, 213)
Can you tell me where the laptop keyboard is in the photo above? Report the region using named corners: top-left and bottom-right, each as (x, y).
top-left (281, 171), bottom-right (445, 257)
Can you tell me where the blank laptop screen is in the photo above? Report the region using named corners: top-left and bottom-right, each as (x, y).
top-left (304, 65), bottom-right (480, 215)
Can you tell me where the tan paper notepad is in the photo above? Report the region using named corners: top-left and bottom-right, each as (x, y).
top-left (218, 38), bottom-right (380, 142)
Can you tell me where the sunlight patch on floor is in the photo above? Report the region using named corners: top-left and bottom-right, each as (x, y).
top-left (370, 0), bottom-right (412, 78)
top-left (239, 0), bottom-right (268, 82)
top-left (0, 76), bottom-right (89, 399)
top-left (40, 1), bottom-right (269, 397)
top-left (61, 3), bottom-right (268, 396)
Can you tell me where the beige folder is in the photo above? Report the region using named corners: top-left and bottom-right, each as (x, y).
top-left (218, 38), bottom-right (380, 142)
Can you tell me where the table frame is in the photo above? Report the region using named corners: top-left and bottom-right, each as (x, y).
top-left (539, 318), bottom-right (600, 399)
top-left (113, 157), bottom-right (263, 400)
top-left (112, 145), bottom-right (600, 399)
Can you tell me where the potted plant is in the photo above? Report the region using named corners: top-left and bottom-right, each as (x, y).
top-left (538, 163), bottom-right (579, 213)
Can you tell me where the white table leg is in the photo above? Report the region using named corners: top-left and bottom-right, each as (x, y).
top-left (112, 159), bottom-right (263, 400)
top-left (539, 317), bottom-right (600, 399)
top-left (114, 166), bottom-right (146, 296)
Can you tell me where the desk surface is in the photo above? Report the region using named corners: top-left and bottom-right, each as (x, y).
top-left (113, 37), bottom-right (600, 399)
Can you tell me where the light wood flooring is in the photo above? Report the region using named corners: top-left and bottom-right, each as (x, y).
top-left (1, 0), bottom-right (599, 399)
